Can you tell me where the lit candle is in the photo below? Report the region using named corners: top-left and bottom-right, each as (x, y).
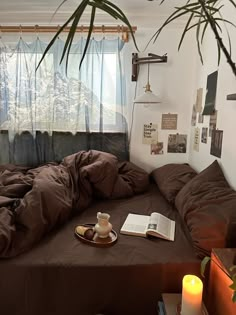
top-left (181, 275), bottom-right (203, 315)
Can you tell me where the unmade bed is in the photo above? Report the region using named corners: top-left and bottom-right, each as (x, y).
top-left (0, 184), bottom-right (200, 315)
top-left (1, 152), bottom-right (236, 315)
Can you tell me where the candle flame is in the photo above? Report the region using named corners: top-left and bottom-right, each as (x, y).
top-left (191, 279), bottom-right (196, 285)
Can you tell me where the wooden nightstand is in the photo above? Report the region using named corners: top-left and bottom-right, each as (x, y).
top-left (206, 248), bottom-right (236, 315)
top-left (160, 294), bottom-right (208, 315)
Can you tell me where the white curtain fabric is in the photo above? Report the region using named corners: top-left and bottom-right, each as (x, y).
top-left (0, 36), bottom-right (126, 139)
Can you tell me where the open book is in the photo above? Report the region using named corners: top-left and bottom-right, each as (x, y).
top-left (120, 212), bottom-right (175, 241)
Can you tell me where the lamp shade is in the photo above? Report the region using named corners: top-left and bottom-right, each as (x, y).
top-left (134, 83), bottom-right (161, 104)
top-left (134, 90), bottom-right (161, 104)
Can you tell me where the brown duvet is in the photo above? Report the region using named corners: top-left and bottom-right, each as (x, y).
top-left (0, 150), bottom-right (149, 257)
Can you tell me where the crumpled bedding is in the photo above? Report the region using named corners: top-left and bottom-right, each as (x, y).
top-left (0, 150), bottom-right (149, 258)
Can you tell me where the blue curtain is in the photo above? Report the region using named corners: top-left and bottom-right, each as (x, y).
top-left (0, 36), bottom-right (129, 165)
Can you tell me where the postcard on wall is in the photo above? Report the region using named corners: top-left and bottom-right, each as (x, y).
top-left (201, 127), bottom-right (208, 144)
top-left (202, 71), bottom-right (218, 115)
top-left (151, 142), bottom-right (164, 155)
top-left (196, 88), bottom-right (203, 113)
top-left (161, 114), bottom-right (178, 130)
top-left (210, 129), bottom-right (223, 158)
top-left (209, 110), bottom-right (218, 137)
top-left (198, 113), bottom-right (204, 124)
top-left (191, 104), bottom-right (197, 126)
top-left (193, 127), bottom-right (200, 152)
top-left (143, 123), bottom-right (158, 144)
top-left (167, 134), bottom-right (187, 153)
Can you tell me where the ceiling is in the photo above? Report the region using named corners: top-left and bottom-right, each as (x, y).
top-left (0, 0), bottom-right (188, 27)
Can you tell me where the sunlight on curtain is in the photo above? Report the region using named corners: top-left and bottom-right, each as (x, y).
top-left (0, 36), bottom-right (128, 165)
top-left (0, 36), bottom-right (126, 136)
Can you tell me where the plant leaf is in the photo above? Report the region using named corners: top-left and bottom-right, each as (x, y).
top-left (217, 41), bottom-right (221, 66)
top-left (201, 21), bottom-right (209, 43)
top-left (101, 0), bottom-right (139, 51)
top-left (232, 291), bottom-right (236, 303)
top-left (228, 0), bottom-right (236, 9)
top-left (152, 9), bottom-right (198, 44)
top-left (229, 274), bottom-right (236, 290)
top-left (50, 0), bottom-right (68, 23)
top-left (90, 0), bottom-right (139, 51)
top-left (218, 11), bottom-right (232, 57)
top-left (79, 5), bottom-right (96, 69)
top-left (196, 12), bottom-right (204, 64)
top-left (64, 12), bottom-right (83, 74)
top-left (36, 0), bottom-right (88, 70)
top-left (214, 18), bottom-right (236, 28)
top-left (201, 256), bottom-right (211, 277)
top-left (60, 0), bottom-right (88, 66)
top-left (178, 12), bottom-right (194, 51)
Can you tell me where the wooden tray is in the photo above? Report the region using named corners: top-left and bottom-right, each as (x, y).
top-left (74, 224), bottom-right (118, 247)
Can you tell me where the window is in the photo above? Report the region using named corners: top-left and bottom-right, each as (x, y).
top-left (0, 37), bottom-right (126, 133)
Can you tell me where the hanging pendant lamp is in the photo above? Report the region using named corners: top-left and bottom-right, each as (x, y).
top-left (134, 63), bottom-right (161, 104)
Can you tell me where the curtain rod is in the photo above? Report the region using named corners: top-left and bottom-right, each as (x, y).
top-left (0, 25), bottom-right (137, 42)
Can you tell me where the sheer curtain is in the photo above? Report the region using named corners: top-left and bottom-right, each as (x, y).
top-left (0, 35), bottom-right (128, 165)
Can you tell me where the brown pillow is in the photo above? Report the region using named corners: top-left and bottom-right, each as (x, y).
top-left (151, 163), bottom-right (197, 203)
top-left (175, 160), bottom-right (236, 258)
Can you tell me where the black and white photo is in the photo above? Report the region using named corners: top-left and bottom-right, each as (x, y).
top-left (210, 129), bottom-right (223, 158)
top-left (201, 127), bottom-right (208, 144)
top-left (167, 134), bottom-right (187, 153)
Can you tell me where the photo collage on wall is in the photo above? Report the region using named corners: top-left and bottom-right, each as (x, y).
top-left (142, 114), bottom-right (187, 155)
top-left (192, 70), bottom-right (224, 159)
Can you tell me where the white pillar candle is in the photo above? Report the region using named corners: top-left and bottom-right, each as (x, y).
top-left (181, 275), bottom-right (203, 315)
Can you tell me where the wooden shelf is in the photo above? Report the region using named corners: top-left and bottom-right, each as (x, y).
top-left (226, 93), bottom-right (236, 100)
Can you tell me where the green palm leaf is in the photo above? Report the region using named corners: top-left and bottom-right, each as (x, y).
top-left (36, 0), bottom-right (89, 70)
top-left (178, 12), bottom-right (195, 51)
top-left (201, 256), bottom-right (211, 277)
top-left (228, 0), bottom-right (236, 8)
top-left (60, 0), bottom-right (89, 67)
top-left (100, 0), bottom-right (139, 51)
top-left (79, 5), bottom-right (96, 69)
top-left (50, 0), bottom-right (68, 23)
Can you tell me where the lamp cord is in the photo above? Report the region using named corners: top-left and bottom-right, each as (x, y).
top-left (128, 67), bottom-right (139, 146)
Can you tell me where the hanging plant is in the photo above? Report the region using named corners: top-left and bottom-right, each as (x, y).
top-left (37, 0), bottom-right (139, 72)
top-left (38, 0), bottom-right (236, 77)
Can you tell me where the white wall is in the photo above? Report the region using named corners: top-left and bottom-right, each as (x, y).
top-left (125, 27), bottom-right (198, 173)
top-left (188, 3), bottom-right (236, 189)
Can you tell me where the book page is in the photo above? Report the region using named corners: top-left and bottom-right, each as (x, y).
top-left (147, 212), bottom-right (175, 241)
top-left (120, 214), bottom-right (150, 237)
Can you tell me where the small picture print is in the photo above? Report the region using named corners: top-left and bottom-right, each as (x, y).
top-left (191, 104), bottom-right (197, 126)
top-left (143, 123), bottom-right (158, 144)
top-left (210, 129), bottom-right (223, 158)
top-left (161, 113), bottom-right (178, 130)
top-left (151, 142), bottom-right (164, 155)
top-left (198, 113), bottom-right (204, 124)
top-left (203, 70), bottom-right (218, 115)
top-left (201, 127), bottom-right (208, 144)
top-left (209, 110), bottom-right (217, 137)
top-left (196, 88), bottom-right (203, 113)
top-left (167, 134), bottom-right (187, 153)
top-left (193, 127), bottom-right (200, 152)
